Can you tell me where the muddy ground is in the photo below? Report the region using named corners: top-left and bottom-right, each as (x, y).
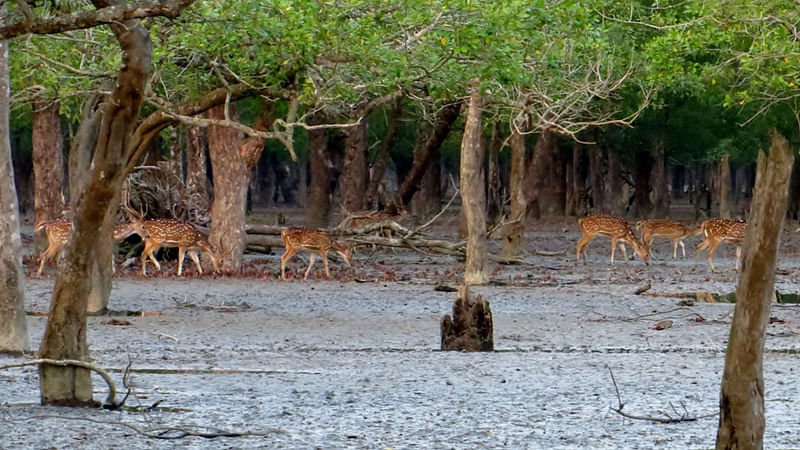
top-left (2, 211), bottom-right (800, 449)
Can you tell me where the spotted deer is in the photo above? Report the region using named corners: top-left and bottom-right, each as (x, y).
top-left (34, 218), bottom-right (146, 276)
top-left (280, 228), bottom-right (353, 280)
top-left (576, 214), bottom-right (649, 265)
top-left (635, 220), bottom-right (701, 259)
top-left (696, 218), bottom-right (747, 271)
top-left (140, 219), bottom-right (220, 276)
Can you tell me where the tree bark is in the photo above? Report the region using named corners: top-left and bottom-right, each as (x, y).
top-left (460, 81), bottom-right (488, 285)
top-left (631, 150), bottom-right (652, 217)
top-left (501, 121), bottom-right (527, 258)
top-left (39, 4), bottom-right (155, 406)
top-left (340, 105), bottom-right (369, 214)
top-left (32, 100), bottom-right (65, 249)
top-left (182, 125), bottom-right (211, 222)
top-left (651, 134), bottom-right (670, 217)
top-left (441, 284), bottom-right (493, 351)
top-left (525, 128), bottom-right (554, 220)
top-left (587, 130), bottom-right (606, 213)
top-left (366, 99), bottom-right (403, 209)
top-left (487, 120), bottom-right (504, 226)
top-left (0, 30), bottom-right (30, 354)
top-left (719, 155), bottom-right (731, 220)
top-left (206, 103), bottom-right (256, 272)
top-left (396, 101), bottom-right (462, 207)
top-left (716, 129), bottom-right (794, 450)
top-left (607, 144), bottom-right (627, 215)
top-left (306, 118), bottom-right (334, 227)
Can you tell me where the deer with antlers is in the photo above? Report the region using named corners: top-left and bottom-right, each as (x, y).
top-left (576, 214), bottom-right (649, 265)
top-left (635, 219), bottom-right (702, 259)
top-left (280, 228), bottom-right (353, 280)
top-left (34, 217), bottom-right (147, 276)
top-left (696, 218), bottom-right (747, 271)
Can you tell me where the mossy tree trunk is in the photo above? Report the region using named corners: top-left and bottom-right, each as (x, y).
top-left (716, 130), bottom-right (794, 449)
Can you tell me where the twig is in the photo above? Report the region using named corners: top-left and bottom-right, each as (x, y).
top-left (607, 366), bottom-right (717, 424)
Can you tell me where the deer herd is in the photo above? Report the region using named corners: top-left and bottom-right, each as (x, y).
top-left (32, 205), bottom-right (751, 280)
top-left (32, 207), bottom-right (404, 280)
top-left (577, 214), bottom-right (749, 271)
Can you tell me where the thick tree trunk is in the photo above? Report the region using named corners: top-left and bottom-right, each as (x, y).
top-left (307, 122), bottom-right (333, 227)
top-left (182, 125), bottom-right (211, 223)
top-left (719, 155), bottom-right (731, 220)
top-left (32, 100), bottom-right (65, 249)
top-left (501, 123), bottom-right (526, 258)
top-left (607, 145), bottom-right (627, 215)
top-left (206, 104), bottom-right (247, 272)
top-left (651, 134), bottom-right (670, 217)
top-left (460, 82), bottom-right (488, 285)
top-left (525, 128), bottom-right (554, 220)
top-left (631, 151), bottom-right (652, 217)
top-left (587, 132), bottom-right (606, 213)
top-left (340, 106), bottom-right (369, 214)
top-left (441, 284), bottom-right (493, 351)
top-left (487, 121), bottom-right (504, 226)
top-left (410, 160), bottom-right (441, 220)
top-left (569, 139), bottom-right (587, 217)
top-left (397, 101), bottom-right (462, 207)
top-left (0, 33), bottom-right (29, 354)
top-left (366, 99), bottom-right (403, 209)
top-left (716, 129), bottom-right (794, 449)
top-left (39, 9), bottom-right (154, 406)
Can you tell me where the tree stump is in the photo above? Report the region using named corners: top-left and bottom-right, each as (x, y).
top-left (440, 284), bottom-right (494, 351)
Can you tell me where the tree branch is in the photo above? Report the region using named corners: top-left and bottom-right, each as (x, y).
top-left (0, 0), bottom-right (197, 40)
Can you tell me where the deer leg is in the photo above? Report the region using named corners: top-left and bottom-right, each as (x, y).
top-left (676, 239), bottom-right (686, 258)
top-left (188, 251), bottom-right (203, 275)
top-left (706, 240), bottom-right (720, 272)
top-left (321, 250), bottom-right (332, 279)
top-left (576, 234), bottom-right (592, 264)
top-left (610, 238), bottom-right (618, 265)
top-left (304, 252), bottom-right (317, 280)
top-left (735, 246), bottom-right (742, 271)
top-left (37, 245), bottom-right (58, 276)
top-left (696, 238), bottom-right (709, 263)
top-left (141, 241), bottom-right (162, 275)
top-left (280, 248), bottom-right (297, 280)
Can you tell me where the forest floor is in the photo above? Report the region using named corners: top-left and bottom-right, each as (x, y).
top-left (3, 208), bottom-right (800, 449)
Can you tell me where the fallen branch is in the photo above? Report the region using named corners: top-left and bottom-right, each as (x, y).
top-left (534, 249), bottom-right (567, 257)
top-left (607, 366), bottom-right (716, 424)
top-left (0, 359), bottom-right (118, 408)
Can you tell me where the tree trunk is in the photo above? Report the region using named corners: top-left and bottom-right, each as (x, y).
top-left (631, 150), bottom-right (652, 217)
top-left (206, 104), bottom-right (247, 272)
top-left (487, 121), bottom-right (504, 226)
top-left (340, 106), bottom-right (369, 214)
top-left (39, 9), bottom-right (154, 406)
top-left (570, 139), bottom-right (587, 217)
top-left (719, 155), bottom-right (731, 220)
top-left (525, 128), bottom-right (554, 220)
top-left (607, 145), bottom-right (627, 215)
top-left (588, 132), bottom-right (606, 213)
top-left (307, 120), bottom-right (334, 227)
top-left (182, 125), bottom-right (211, 223)
top-left (397, 101), bottom-right (462, 207)
top-left (716, 129), bottom-right (794, 449)
top-left (651, 134), bottom-right (670, 217)
top-left (501, 122), bottom-right (527, 258)
top-left (366, 99), bottom-right (403, 209)
top-left (0, 31), bottom-right (30, 354)
top-left (32, 100), bottom-right (65, 249)
top-left (460, 81), bottom-right (488, 285)
top-left (441, 284), bottom-right (493, 351)
top-left (410, 160), bottom-right (441, 220)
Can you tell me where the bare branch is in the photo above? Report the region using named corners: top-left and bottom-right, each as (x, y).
top-left (0, 0), bottom-right (197, 40)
